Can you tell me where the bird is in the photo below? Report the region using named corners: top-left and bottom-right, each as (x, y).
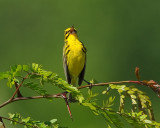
top-left (63, 26), bottom-right (86, 86)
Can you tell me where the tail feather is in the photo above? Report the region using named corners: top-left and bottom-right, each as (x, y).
top-left (71, 77), bottom-right (77, 86)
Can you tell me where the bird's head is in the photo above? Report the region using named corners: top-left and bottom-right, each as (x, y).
top-left (64, 26), bottom-right (77, 40)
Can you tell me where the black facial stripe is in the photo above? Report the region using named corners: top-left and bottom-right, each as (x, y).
top-left (65, 30), bottom-right (70, 35)
top-left (65, 33), bottom-right (70, 39)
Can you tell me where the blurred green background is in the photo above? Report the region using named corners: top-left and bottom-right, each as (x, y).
top-left (0, 0), bottom-right (160, 127)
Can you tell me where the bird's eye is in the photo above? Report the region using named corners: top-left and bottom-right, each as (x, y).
top-left (65, 31), bottom-right (69, 35)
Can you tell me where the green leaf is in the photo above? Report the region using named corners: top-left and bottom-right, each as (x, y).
top-left (32, 63), bottom-right (39, 72)
top-left (8, 113), bottom-right (65, 128)
top-left (23, 82), bottom-right (48, 96)
top-left (127, 90), bottom-right (135, 94)
top-left (16, 65), bottom-right (22, 72)
top-left (107, 125), bottom-right (111, 128)
top-left (8, 113), bottom-right (15, 118)
top-left (22, 117), bottom-right (30, 123)
top-left (144, 120), bottom-right (152, 124)
top-left (10, 65), bottom-right (17, 73)
top-left (50, 119), bottom-right (57, 124)
top-left (109, 84), bottom-right (117, 89)
top-left (23, 65), bottom-right (29, 72)
top-left (29, 73), bottom-right (41, 79)
top-left (0, 71), bottom-right (10, 80)
top-left (118, 89), bottom-right (123, 93)
top-left (82, 102), bottom-right (97, 111)
top-left (102, 90), bottom-right (107, 94)
top-left (7, 76), bottom-right (15, 88)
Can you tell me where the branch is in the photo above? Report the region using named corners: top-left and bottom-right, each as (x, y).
top-left (78, 81), bottom-right (139, 89)
top-left (0, 93), bottom-right (62, 108)
top-left (78, 80), bottom-right (160, 97)
top-left (1, 79), bottom-right (159, 109)
top-left (0, 92), bottom-right (73, 125)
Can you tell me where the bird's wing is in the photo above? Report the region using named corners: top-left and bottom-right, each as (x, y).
top-left (63, 45), bottom-right (71, 84)
top-left (78, 60), bottom-right (86, 86)
top-left (78, 45), bottom-right (86, 86)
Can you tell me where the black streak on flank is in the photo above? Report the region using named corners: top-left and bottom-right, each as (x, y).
top-left (82, 47), bottom-right (86, 53)
top-left (65, 45), bottom-right (70, 51)
top-left (66, 50), bottom-right (70, 56)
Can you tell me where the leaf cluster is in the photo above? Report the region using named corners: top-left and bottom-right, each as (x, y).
top-left (81, 84), bottom-right (160, 128)
top-left (0, 63), bottom-right (160, 128)
top-left (8, 113), bottom-right (66, 128)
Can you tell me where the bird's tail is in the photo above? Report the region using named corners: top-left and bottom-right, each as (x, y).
top-left (71, 77), bottom-right (77, 86)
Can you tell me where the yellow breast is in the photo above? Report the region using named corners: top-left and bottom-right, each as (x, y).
top-left (67, 39), bottom-right (85, 78)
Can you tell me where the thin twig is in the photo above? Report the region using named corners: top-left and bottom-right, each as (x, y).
top-left (78, 80), bottom-right (160, 97)
top-left (10, 73), bottom-right (29, 101)
top-left (78, 81), bottom-right (143, 89)
top-left (0, 117), bottom-right (5, 128)
top-left (14, 81), bottom-right (23, 97)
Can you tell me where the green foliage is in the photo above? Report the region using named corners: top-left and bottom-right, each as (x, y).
top-left (82, 90), bottom-right (123, 128)
top-left (8, 113), bottom-right (66, 128)
top-left (81, 84), bottom-right (160, 128)
top-left (0, 63), bottom-right (84, 102)
top-left (30, 63), bottom-right (84, 102)
top-left (23, 82), bottom-right (48, 96)
top-left (0, 71), bottom-right (10, 80)
top-left (0, 63), bottom-right (160, 128)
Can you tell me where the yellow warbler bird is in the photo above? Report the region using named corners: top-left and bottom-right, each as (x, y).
top-left (63, 26), bottom-right (86, 86)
